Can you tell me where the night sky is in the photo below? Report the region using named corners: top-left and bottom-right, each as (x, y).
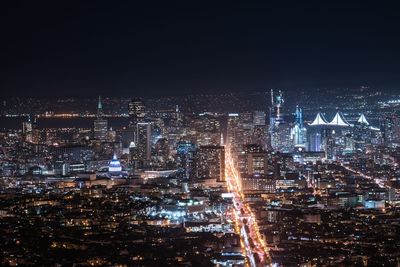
top-left (1, 1), bottom-right (400, 97)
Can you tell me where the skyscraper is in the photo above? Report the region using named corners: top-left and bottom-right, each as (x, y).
top-left (238, 144), bottom-right (268, 176)
top-left (193, 113), bottom-right (221, 146)
top-left (269, 89), bottom-right (291, 151)
top-left (252, 110), bottom-right (268, 149)
top-left (380, 113), bottom-right (400, 147)
top-left (269, 89), bottom-right (284, 128)
top-left (22, 115), bottom-right (33, 143)
top-left (196, 145), bottom-right (225, 182)
top-left (234, 112), bottom-right (253, 155)
top-left (226, 113), bottom-right (239, 156)
top-left (176, 141), bottom-right (197, 180)
top-left (93, 96), bottom-right (108, 141)
top-left (309, 132), bottom-right (322, 152)
top-left (324, 129), bottom-right (336, 160)
top-left (135, 122), bottom-right (152, 167)
top-left (291, 105), bottom-right (307, 149)
top-left (128, 98), bottom-right (146, 127)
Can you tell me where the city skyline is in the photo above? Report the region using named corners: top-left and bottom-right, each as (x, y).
top-left (1, 2), bottom-right (400, 266)
top-left (1, 88), bottom-right (400, 265)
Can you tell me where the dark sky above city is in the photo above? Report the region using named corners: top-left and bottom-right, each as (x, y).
top-left (1, 1), bottom-right (400, 97)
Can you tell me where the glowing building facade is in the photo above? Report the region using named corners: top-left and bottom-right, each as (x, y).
top-left (269, 89), bottom-right (292, 152)
top-left (109, 154), bottom-right (122, 173)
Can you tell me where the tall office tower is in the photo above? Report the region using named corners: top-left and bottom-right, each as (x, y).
top-left (238, 144), bottom-right (268, 176)
top-left (381, 115), bottom-right (393, 146)
top-left (381, 112), bottom-right (400, 147)
top-left (272, 124), bottom-right (292, 152)
top-left (252, 110), bottom-right (268, 149)
top-left (196, 145), bottom-right (225, 181)
top-left (93, 96), bottom-right (108, 141)
top-left (22, 115), bottom-right (33, 142)
top-left (32, 116), bottom-right (42, 144)
top-left (324, 129), bottom-right (336, 160)
top-left (176, 141), bottom-right (197, 180)
top-left (269, 89), bottom-right (291, 151)
top-left (269, 89), bottom-right (284, 128)
top-left (239, 144), bottom-right (273, 192)
top-left (128, 97), bottom-right (146, 127)
top-left (226, 113), bottom-right (239, 153)
top-left (309, 132), bottom-right (323, 152)
top-left (135, 122), bottom-right (152, 167)
top-left (192, 113), bottom-right (221, 146)
top-left (291, 105), bottom-right (307, 149)
top-left (174, 105), bottom-right (183, 125)
top-left (234, 112), bottom-right (253, 155)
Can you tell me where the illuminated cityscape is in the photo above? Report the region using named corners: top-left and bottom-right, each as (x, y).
top-left (1, 89), bottom-right (400, 266)
top-left (1, 1), bottom-right (400, 266)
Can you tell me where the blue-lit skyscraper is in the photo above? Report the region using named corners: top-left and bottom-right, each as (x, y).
top-left (291, 105), bottom-right (307, 149)
top-left (309, 132), bottom-right (322, 152)
top-left (176, 141), bottom-right (197, 180)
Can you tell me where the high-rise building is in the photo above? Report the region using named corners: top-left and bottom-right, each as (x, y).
top-left (94, 117), bottom-right (108, 141)
top-left (176, 141), bottom-right (197, 180)
top-left (269, 89), bottom-right (284, 128)
top-left (239, 144), bottom-right (274, 192)
top-left (135, 122), bottom-right (152, 167)
top-left (380, 113), bottom-right (400, 147)
top-left (252, 110), bottom-right (268, 149)
top-left (196, 145), bottom-right (225, 181)
top-left (239, 144), bottom-right (268, 176)
top-left (31, 116), bottom-right (41, 144)
top-left (309, 132), bottom-right (322, 152)
top-left (269, 90), bottom-right (291, 151)
top-left (324, 129), bottom-right (336, 160)
top-left (128, 98), bottom-right (146, 127)
top-left (234, 112), bottom-right (253, 155)
top-left (291, 105), bottom-right (307, 149)
top-left (22, 115), bottom-right (33, 143)
top-left (93, 96), bottom-right (108, 141)
top-left (226, 113), bottom-right (239, 146)
top-left (192, 113), bottom-right (221, 146)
